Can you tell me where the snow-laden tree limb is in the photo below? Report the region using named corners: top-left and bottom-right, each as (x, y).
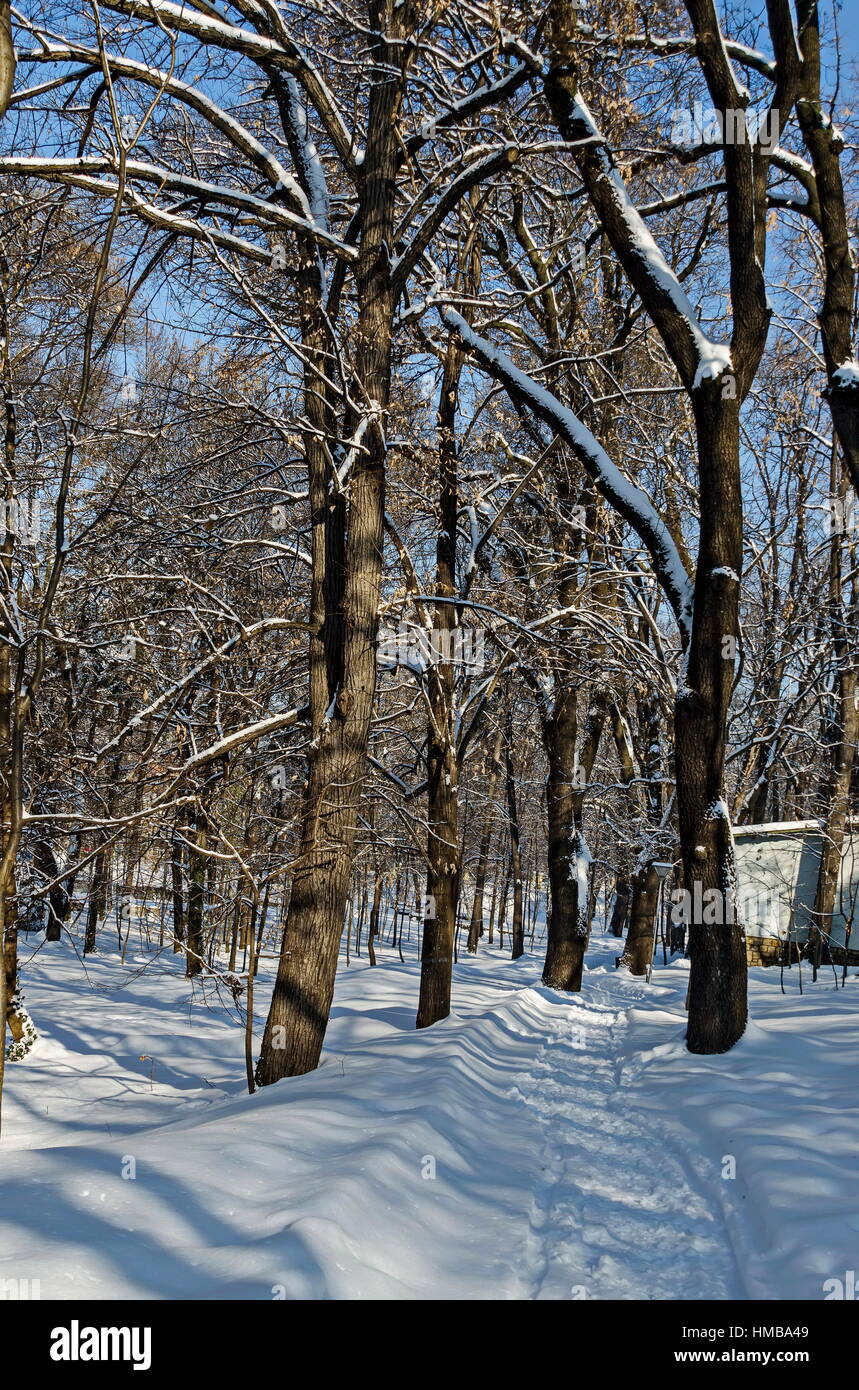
top-left (15, 41), bottom-right (307, 215)
top-left (540, 87), bottom-right (733, 393)
top-left (176, 706), bottom-right (304, 776)
top-left (403, 61), bottom-right (535, 163)
top-left (0, 156), bottom-right (357, 261)
top-left (100, 0), bottom-right (357, 171)
top-left (91, 617), bottom-right (309, 763)
top-left (440, 307), bottom-right (694, 642)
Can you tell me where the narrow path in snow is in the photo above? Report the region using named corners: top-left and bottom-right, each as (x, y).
top-left (511, 970), bottom-right (740, 1300)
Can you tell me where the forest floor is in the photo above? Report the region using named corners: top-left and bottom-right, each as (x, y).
top-left (1, 927), bottom-right (857, 1300)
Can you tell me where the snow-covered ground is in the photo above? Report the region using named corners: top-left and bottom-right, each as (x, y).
top-left (2, 928), bottom-right (857, 1300)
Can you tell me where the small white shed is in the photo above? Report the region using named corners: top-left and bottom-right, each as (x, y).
top-left (733, 820), bottom-right (859, 963)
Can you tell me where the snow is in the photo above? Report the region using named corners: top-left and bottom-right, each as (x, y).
top-left (733, 820), bottom-right (822, 835)
top-left (2, 930), bottom-right (857, 1300)
top-left (180, 708), bottom-right (302, 773)
top-left (336, 409), bottom-right (378, 486)
top-left (283, 75), bottom-right (330, 234)
top-left (617, 960), bottom-right (859, 1300)
top-left (574, 837), bottom-right (592, 906)
top-left (412, 66), bottom-right (530, 150)
top-left (832, 360), bottom-right (859, 390)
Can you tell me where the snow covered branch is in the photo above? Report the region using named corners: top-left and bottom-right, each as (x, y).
top-left (440, 307), bottom-right (694, 641)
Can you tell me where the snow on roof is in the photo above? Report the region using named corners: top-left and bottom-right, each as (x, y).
top-left (732, 820), bottom-right (819, 835)
top-left (732, 819), bottom-right (859, 836)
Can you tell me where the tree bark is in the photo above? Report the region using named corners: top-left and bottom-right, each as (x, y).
top-left (794, 2), bottom-right (859, 496)
top-left (416, 361), bottom-right (462, 1023)
top-left (620, 863), bottom-right (661, 974)
top-left (0, 2), bottom-right (14, 122)
top-left (504, 703), bottom-right (525, 961)
top-left (84, 839), bottom-right (109, 956)
top-left (542, 687), bottom-right (604, 990)
top-left (609, 875), bottom-right (630, 937)
top-left (809, 458), bottom-right (858, 973)
top-left (185, 809), bottom-right (207, 978)
top-left (256, 6), bottom-right (405, 1080)
top-left (541, 0), bottom-right (779, 1049)
top-left (170, 818), bottom-right (186, 952)
top-left (367, 874), bottom-right (382, 968)
top-left (677, 388), bottom-right (747, 1052)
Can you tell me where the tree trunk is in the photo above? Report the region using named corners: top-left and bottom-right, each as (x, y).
top-left (505, 705), bottom-right (525, 960)
top-left (367, 874), bottom-right (382, 968)
top-left (417, 221), bottom-right (481, 1026)
top-left (255, 13), bottom-right (403, 1082)
top-left (487, 868), bottom-right (499, 946)
top-left (542, 687), bottom-right (581, 985)
top-left (542, 688), bottom-right (604, 989)
top-left (795, 3), bottom-right (859, 497)
top-left (809, 461), bottom-right (858, 974)
top-left (541, 0), bottom-right (769, 1052)
top-left (185, 811), bottom-right (206, 978)
top-left (84, 839), bottom-right (109, 956)
top-left (620, 863), bottom-right (661, 974)
top-left (609, 875), bottom-right (630, 937)
top-left (33, 832), bottom-right (68, 940)
top-left (467, 729), bottom-right (503, 954)
top-left (170, 820), bottom-right (186, 952)
top-left (678, 388), bottom-right (747, 1053)
top-left (0, 2), bottom-right (14, 123)
top-left (498, 860), bottom-right (511, 950)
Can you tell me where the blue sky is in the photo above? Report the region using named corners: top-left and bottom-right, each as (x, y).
top-left (837, 0), bottom-right (859, 56)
